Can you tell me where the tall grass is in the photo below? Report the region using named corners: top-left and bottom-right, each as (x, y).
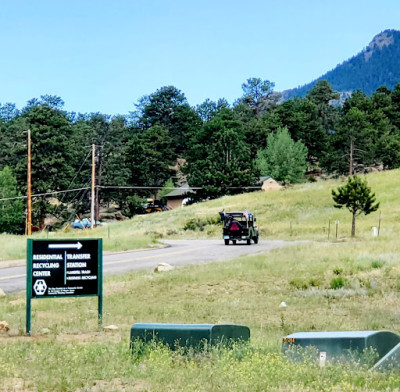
top-left (1, 169), bottom-right (398, 262)
top-left (2, 238), bottom-right (400, 390)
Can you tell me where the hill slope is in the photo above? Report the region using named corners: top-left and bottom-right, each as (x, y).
top-left (283, 29), bottom-right (400, 100)
top-left (1, 169), bottom-right (398, 261)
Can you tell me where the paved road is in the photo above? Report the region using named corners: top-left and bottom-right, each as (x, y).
top-left (0, 239), bottom-right (291, 293)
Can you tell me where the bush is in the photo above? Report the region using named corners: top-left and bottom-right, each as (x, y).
top-left (123, 195), bottom-right (146, 217)
top-left (183, 218), bottom-right (205, 231)
top-left (289, 278), bottom-right (309, 290)
top-left (330, 276), bottom-right (346, 289)
top-left (333, 267), bottom-right (343, 275)
top-left (183, 216), bottom-right (222, 231)
top-left (371, 260), bottom-right (385, 269)
top-left (308, 277), bottom-right (322, 287)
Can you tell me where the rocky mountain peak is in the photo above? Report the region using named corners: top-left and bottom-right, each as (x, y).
top-left (364, 30), bottom-right (396, 61)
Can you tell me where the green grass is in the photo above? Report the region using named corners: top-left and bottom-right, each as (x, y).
top-left (2, 239), bottom-right (400, 390)
top-left (0, 168), bottom-right (397, 262)
top-left (0, 222), bottom-right (157, 262)
top-left (2, 170), bottom-right (400, 390)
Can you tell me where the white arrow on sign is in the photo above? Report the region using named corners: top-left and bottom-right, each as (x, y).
top-left (48, 242), bottom-right (83, 250)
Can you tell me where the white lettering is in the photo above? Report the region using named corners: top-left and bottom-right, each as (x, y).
top-left (66, 262), bottom-right (87, 268)
top-left (66, 254), bottom-right (91, 260)
top-left (33, 254), bottom-right (63, 261)
top-left (33, 271), bottom-right (51, 277)
top-left (33, 263), bottom-right (60, 269)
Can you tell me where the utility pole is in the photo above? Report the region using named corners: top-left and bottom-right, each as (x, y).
top-left (349, 137), bottom-right (354, 176)
top-left (27, 129), bottom-right (32, 235)
top-left (95, 146), bottom-right (103, 222)
top-left (91, 144), bottom-right (95, 229)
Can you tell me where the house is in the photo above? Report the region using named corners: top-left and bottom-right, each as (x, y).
top-left (259, 176), bottom-right (282, 191)
top-left (164, 183), bottom-right (195, 210)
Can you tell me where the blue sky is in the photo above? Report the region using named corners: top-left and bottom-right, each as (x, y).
top-left (0, 0), bottom-right (399, 115)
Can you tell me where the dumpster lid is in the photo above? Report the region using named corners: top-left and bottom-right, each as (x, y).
top-left (286, 331), bottom-right (382, 339)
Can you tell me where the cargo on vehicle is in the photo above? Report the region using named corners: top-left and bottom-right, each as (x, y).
top-left (220, 209), bottom-right (259, 245)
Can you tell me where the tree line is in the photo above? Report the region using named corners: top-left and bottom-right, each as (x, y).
top-left (1, 78), bottom-right (400, 234)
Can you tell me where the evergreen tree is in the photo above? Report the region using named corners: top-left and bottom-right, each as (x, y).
top-left (185, 108), bottom-right (259, 199)
top-left (0, 166), bottom-right (25, 234)
top-left (14, 104), bottom-right (75, 226)
top-left (332, 176), bottom-right (380, 237)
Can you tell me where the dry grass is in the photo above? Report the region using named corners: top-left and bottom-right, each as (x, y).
top-left (1, 170), bottom-right (400, 390)
top-left (1, 168), bottom-right (397, 262)
top-left (1, 237), bottom-right (400, 390)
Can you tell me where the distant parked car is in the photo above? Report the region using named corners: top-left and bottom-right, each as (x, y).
top-left (145, 199), bottom-right (166, 213)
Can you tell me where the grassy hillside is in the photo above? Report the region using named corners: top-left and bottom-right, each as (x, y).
top-left (1, 170), bottom-right (400, 390)
top-left (0, 169), bottom-right (396, 261)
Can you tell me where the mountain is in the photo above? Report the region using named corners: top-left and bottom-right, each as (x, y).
top-left (282, 29), bottom-right (400, 100)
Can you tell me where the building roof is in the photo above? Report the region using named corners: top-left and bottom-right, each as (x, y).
top-left (164, 183), bottom-right (195, 198)
top-left (259, 176), bottom-right (272, 183)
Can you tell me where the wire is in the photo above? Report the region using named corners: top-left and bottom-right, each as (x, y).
top-left (0, 187), bottom-right (91, 202)
top-left (98, 185), bottom-right (260, 190)
top-left (0, 184), bottom-right (261, 203)
top-left (97, 185), bottom-right (202, 190)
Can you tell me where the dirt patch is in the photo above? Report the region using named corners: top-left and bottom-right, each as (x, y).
top-left (56, 332), bottom-right (122, 344)
top-left (0, 378), bottom-right (35, 392)
top-left (76, 378), bottom-right (150, 392)
top-left (0, 331), bottom-right (122, 344)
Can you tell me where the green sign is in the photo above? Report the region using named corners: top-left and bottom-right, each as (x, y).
top-left (26, 239), bottom-right (103, 335)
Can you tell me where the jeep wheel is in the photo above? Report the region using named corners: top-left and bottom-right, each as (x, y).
top-left (247, 239), bottom-right (251, 245)
top-left (232, 240), bottom-right (236, 245)
top-left (253, 235), bottom-right (259, 244)
top-left (224, 239), bottom-right (229, 245)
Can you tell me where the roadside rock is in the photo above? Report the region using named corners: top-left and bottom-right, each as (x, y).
top-left (0, 320), bottom-right (10, 333)
top-left (103, 325), bottom-right (119, 332)
top-left (0, 288), bottom-right (6, 297)
top-left (154, 263), bottom-right (174, 272)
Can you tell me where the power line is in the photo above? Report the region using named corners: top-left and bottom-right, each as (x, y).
top-left (97, 185), bottom-right (202, 190)
top-left (0, 187), bottom-right (91, 202)
top-left (98, 185), bottom-right (260, 190)
top-left (0, 184), bottom-right (261, 203)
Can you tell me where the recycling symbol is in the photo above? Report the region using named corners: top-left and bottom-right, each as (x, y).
top-left (33, 279), bottom-right (47, 296)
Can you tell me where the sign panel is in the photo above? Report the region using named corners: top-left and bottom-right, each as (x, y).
top-left (26, 238), bottom-right (103, 334)
top-left (29, 239), bottom-right (101, 297)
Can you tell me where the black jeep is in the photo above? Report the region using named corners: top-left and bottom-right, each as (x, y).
top-left (220, 211), bottom-right (259, 245)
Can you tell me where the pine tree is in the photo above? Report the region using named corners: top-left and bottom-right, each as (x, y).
top-left (332, 176), bottom-right (380, 237)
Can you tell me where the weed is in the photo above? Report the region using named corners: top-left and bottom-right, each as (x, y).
top-left (330, 275), bottom-right (346, 289)
top-left (289, 278), bottom-right (309, 290)
top-left (371, 259), bottom-right (385, 269)
top-left (333, 267), bottom-right (343, 275)
top-left (183, 218), bottom-right (205, 231)
top-left (308, 277), bottom-right (321, 287)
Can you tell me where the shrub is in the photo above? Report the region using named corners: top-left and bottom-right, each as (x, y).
top-left (333, 267), bottom-right (343, 275)
top-left (290, 278), bottom-right (309, 290)
top-left (330, 276), bottom-right (346, 289)
top-left (183, 216), bottom-right (222, 231)
top-left (371, 259), bottom-right (385, 269)
top-left (183, 218), bottom-right (205, 231)
top-left (308, 277), bottom-right (322, 287)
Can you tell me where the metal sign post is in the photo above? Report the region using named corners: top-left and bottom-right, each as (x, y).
top-left (26, 238), bottom-right (103, 335)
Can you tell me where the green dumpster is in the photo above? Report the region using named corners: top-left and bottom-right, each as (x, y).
top-left (130, 323), bottom-right (250, 350)
top-left (282, 331), bottom-right (400, 363)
